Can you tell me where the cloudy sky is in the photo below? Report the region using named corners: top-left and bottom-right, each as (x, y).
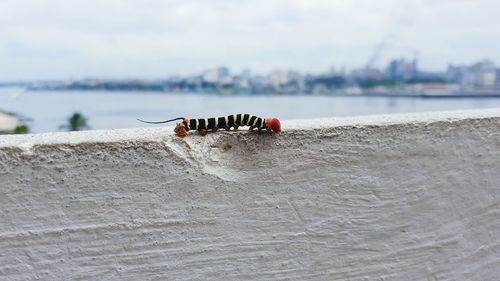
top-left (0, 0), bottom-right (499, 81)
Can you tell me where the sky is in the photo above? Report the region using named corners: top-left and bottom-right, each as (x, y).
top-left (0, 0), bottom-right (499, 81)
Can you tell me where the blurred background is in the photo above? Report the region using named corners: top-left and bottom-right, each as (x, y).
top-left (1, 0), bottom-right (500, 134)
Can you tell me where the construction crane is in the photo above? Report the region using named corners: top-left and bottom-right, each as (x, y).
top-left (365, 32), bottom-right (398, 70)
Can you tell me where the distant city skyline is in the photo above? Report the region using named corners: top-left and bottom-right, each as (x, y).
top-left (1, 0), bottom-right (500, 81)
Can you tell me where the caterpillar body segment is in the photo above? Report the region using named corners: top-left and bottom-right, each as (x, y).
top-left (188, 114), bottom-right (264, 131)
top-left (138, 114), bottom-right (281, 138)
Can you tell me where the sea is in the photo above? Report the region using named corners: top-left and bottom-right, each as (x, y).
top-left (1, 88), bottom-right (500, 133)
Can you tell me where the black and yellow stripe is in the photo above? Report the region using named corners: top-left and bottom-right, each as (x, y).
top-left (186, 114), bottom-right (266, 131)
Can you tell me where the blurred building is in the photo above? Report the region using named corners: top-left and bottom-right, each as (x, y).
top-left (268, 70), bottom-right (303, 86)
top-left (241, 68), bottom-right (252, 80)
top-left (202, 67), bottom-right (231, 83)
top-left (328, 66), bottom-right (346, 76)
top-left (218, 67), bottom-right (230, 79)
top-left (447, 60), bottom-right (496, 88)
top-left (350, 68), bottom-right (383, 80)
top-left (386, 58), bottom-right (418, 80)
top-left (268, 70), bottom-right (290, 86)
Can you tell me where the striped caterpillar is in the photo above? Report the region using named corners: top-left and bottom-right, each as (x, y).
top-left (138, 114), bottom-right (281, 138)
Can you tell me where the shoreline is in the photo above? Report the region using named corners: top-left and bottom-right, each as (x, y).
top-left (15, 88), bottom-right (500, 98)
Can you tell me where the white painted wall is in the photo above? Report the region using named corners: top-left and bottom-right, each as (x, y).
top-left (1, 109), bottom-right (499, 280)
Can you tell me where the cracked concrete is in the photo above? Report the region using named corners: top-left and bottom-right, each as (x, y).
top-left (1, 109), bottom-right (500, 280)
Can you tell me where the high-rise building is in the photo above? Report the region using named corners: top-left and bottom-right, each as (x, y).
top-left (386, 59), bottom-right (418, 80)
top-left (202, 66), bottom-right (231, 83)
top-left (473, 60), bottom-right (496, 88)
top-left (386, 58), bottom-right (418, 80)
top-left (447, 60), bottom-right (496, 88)
top-left (268, 70), bottom-right (302, 86)
top-left (241, 68), bottom-right (251, 80)
top-left (217, 67), bottom-right (230, 79)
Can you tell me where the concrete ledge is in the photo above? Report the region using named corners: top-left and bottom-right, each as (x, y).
top-left (1, 109), bottom-right (500, 280)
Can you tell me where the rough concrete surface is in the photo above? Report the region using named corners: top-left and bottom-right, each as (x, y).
top-left (1, 109), bottom-right (500, 280)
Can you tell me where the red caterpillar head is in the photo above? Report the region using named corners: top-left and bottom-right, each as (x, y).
top-left (266, 118), bottom-right (281, 135)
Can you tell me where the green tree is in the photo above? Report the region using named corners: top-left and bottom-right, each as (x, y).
top-left (60, 112), bottom-right (91, 131)
top-left (13, 124), bottom-right (29, 134)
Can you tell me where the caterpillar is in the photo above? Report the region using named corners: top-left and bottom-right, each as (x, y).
top-left (137, 114), bottom-right (281, 138)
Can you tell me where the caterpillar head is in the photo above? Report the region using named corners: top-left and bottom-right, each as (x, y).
top-left (266, 118), bottom-right (281, 135)
top-left (174, 122), bottom-right (188, 138)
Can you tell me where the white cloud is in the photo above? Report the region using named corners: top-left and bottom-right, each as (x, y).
top-left (0, 0), bottom-right (499, 80)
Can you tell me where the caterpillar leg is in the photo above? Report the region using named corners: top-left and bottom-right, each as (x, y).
top-left (199, 128), bottom-right (208, 136)
top-left (233, 125), bottom-right (239, 130)
top-left (212, 128), bottom-right (218, 133)
top-left (249, 126), bottom-right (254, 131)
top-left (266, 127), bottom-right (273, 135)
top-left (225, 127), bottom-right (231, 131)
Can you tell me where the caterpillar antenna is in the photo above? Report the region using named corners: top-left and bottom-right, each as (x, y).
top-left (137, 117), bottom-right (184, 124)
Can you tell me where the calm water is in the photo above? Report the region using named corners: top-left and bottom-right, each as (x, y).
top-left (1, 88), bottom-right (500, 133)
